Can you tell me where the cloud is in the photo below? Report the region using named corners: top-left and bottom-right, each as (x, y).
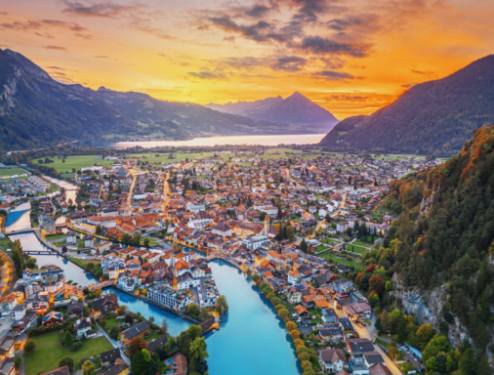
top-left (62, 1), bottom-right (137, 18)
top-left (411, 68), bottom-right (434, 76)
top-left (272, 55), bottom-right (306, 71)
top-left (316, 70), bottom-right (355, 80)
top-left (328, 13), bottom-right (380, 33)
top-left (300, 36), bottom-right (368, 57)
top-left (217, 54), bottom-right (306, 72)
top-left (0, 18), bottom-right (91, 38)
top-left (207, 16), bottom-right (288, 43)
top-left (189, 70), bottom-right (226, 80)
top-left (43, 45), bottom-right (67, 51)
top-left (132, 21), bottom-right (175, 40)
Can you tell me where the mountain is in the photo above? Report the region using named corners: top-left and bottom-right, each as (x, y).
top-left (0, 49), bottom-right (317, 151)
top-left (320, 55), bottom-right (494, 156)
top-left (209, 92), bottom-right (338, 133)
top-left (373, 125), bottom-right (494, 372)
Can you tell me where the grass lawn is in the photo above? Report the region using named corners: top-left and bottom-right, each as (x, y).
top-left (126, 151), bottom-right (230, 165)
top-left (0, 167), bottom-right (28, 178)
top-left (45, 234), bottom-right (66, 242)
top-left (25, 331), bottom-right (112, 375)
top-left (320, 252), bottom-right (363, 271)
top-left (69, 257), bottom-right (100, 269)
top-left (33, 155), bottom-right (113, 174)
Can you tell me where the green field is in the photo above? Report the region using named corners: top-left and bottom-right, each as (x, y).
top-left (0, 167), bottom-right (28, 178)
top-left (24, 331), bottom-right (112, 375)
top-left (33, 155), bottom-right (113, 174)
top-left (320, 251), bottom-right (363, 271)
top-left (126, 151), bottom-right (233, 165)
top-left (69, 256), bottom-right (101, 269)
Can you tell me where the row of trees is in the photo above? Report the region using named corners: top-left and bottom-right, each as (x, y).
top-left (254, 276), bottom-right (320, 375)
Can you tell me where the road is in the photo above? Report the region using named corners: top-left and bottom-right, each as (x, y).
top-left (332, 301), bottom-right (402, 375)
top-left (96, 323), bottom-right (130, 365)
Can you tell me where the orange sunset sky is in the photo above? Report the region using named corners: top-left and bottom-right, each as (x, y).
top-left (1, 0), bottom-right (493, 119)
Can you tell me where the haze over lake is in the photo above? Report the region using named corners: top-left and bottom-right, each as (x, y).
top-left (114, 133), bottom-right (326, 149)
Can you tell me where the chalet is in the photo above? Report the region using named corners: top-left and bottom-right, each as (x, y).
top-left (120, 321), bottom-right (150, 346)
top-left (319, 347), bottom-right (346, 373)
top-left (89, 295), bottom-right (119, 318)
top-left (164, 353), bottom-right (187, 375)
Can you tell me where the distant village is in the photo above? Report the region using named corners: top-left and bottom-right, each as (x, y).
top-left (0, 149), bottom-right (437, 375)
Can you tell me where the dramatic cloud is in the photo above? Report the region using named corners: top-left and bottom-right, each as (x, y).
top-left (300, 36), bottom-right (368, 57)
top-left (62, 1), bottom-right (138, 18)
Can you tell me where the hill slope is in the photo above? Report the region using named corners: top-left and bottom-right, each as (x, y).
top-left (209, 92), bottom-right (338, 133)
top-left (381, 125), bottom-right (494, 371)
top-left (320, 55), bottom-right (494, 156)
top-left (0, 49), bottom-right (314, 151)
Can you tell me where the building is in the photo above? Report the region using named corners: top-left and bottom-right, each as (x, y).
top-left (148, 284), bottom-right (179, 310)
top-left (319, 347), bottom-right (346, 373)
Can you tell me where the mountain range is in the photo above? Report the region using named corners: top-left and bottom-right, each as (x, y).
top-left (208, 92), bottom-right (338, 133)
top-left (0, 49), bottom-right (333, 151)
top-left (320, 55), bottom-right (494, 156)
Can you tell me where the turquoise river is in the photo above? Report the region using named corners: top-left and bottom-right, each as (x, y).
top-left (8, 232), bottom-right (299, 375)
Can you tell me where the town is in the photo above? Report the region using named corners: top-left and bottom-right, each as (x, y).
top-left (0, 148), bottom-right (438, 375)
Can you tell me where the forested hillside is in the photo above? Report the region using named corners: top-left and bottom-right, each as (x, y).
top-left (357, 125), bottom-right (494, 374)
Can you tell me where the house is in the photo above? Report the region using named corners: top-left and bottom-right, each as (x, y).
top-left (66, 301), bottom-right (84, 318)
top-left (0, 359), bottom-right (15, 375)
top-left (120, 321), bottom-right (150, 346)
top-left (164, 353), bottom-right (187, 375)
top-left (319, 324), bottom-right (344, 344)
top-left (100, 348), bottom-right (121, 367)
top-left (99, 362), bottom-right (128, 375)
top-left (74, 317), bottom-right (93, 339)
top-left (369, 363), bottom-right (392, 375)
top-left (0, 335), bottom-right (14, 362)
top-left (319, 347), bottom-right (346, 373)
top-left (89, 295), bottom-right (119, 318)
top-left (322, 308), bottom-right (338, 324)
top-left (347, 339), bottom-right (375, 356)
top-left (42, 311), bottom-right (64, 326)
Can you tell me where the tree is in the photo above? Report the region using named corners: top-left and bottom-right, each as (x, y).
top-left (189, 336), bottom-right (208, 373)
top-left (369, 274), bottom-right (385, 296)
top-left (25, 340), bottom-right (36, 353)
top-left (131, 349), bottom-right (159, 375)
top-left (81, 360), bottom-right (95, 375)
top-left (11, 240), bottom-right (25, 278)
top-left (215, 295), bottom-right (228, 316)
top-left (414, 323), bottom-right (435, 349)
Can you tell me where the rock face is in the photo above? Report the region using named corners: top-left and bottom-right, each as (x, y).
top-left (0, 49), bottom-right (319, 151)
top-left (320, 55), bottom-right (494, 156)
top-left (209, 92), bottom-right (338, 133)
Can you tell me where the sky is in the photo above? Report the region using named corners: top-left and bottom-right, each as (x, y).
top-left (1, 0), bottom-right (493, 119)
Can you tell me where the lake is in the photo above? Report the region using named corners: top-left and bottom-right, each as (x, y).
top-left (114, 133), bottom-right (325, 149)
